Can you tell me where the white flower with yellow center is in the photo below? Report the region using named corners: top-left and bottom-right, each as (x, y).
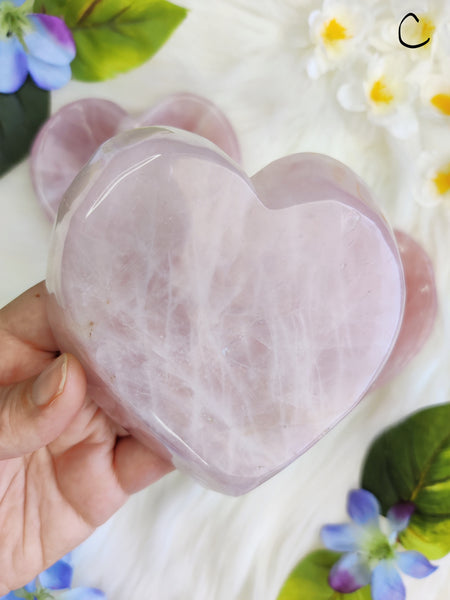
top-left (415, 150), bottom-right (450, 207)
top-left (372, 0), bottom-right (450, 62)
top-left (419, 60), bottom-right (450, 120)
top-left (307, 0), bottom-right (373, 79)
top-left (337, 53), bottom-right (419, 139)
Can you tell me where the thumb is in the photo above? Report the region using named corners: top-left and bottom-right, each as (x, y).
top-left (0, 353), bottom-right (87, 460)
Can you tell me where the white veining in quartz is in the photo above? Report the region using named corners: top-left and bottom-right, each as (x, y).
top-left (46, 127), bottom-right (405, 495)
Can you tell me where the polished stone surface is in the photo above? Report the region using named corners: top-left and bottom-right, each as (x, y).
top-left (31, 94), bottom-right (241, 221)
top-left (46, 127), bottom-right (406, 494)
top-left (373, 230), bottom-right (438, 387)
top-left (31, 98), bottom-right (128, 221)
top-left (47, 128), bottom-right (405, 494)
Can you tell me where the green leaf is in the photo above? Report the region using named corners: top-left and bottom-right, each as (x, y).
top-left (361, 403), bottom-right (450, 559)
top-left (0, 78), bottom-right (50, 177)
top-left (35, 0), bottom-right (188, 81)
top-left (33, 0), bottom-right (66, 12)
top-left (277, 550), bottom-right (372, 600)
top-left (13, 588), bottom-right (39, 600)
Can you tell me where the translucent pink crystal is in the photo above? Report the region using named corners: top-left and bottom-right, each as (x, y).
top-left (31, 99), bottom-right (127, 220)
top-left (373, 230), bottom-right (437, 387)
top-left (137, 93), bottom-right (241, 164)
top-left (46, 128), bottom-right (405, 495)
top-left (31, 94), bottom-right (240, 221)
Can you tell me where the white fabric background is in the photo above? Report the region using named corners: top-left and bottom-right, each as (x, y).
top-left (0, 1), bottom-right (449, 598)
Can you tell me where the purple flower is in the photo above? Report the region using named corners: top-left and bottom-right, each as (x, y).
top-left (0, 554), bottom-right (106, 600)
top-left (321, 489), bottom-right (437, 600)
top-left (0, 0), bottom-right (75, 93)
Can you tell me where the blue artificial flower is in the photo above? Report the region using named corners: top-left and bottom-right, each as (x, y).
top-left (321, 489), bottom-right (437, 600)
top-left (1, 554), bottom-right (106, 600)
top-left (23, 554), bottom-right (73, 595)
top-left (0, 0), bottom-right (75, 93)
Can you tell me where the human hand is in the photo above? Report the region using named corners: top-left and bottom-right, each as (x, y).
top-left (0, 282), bottom-right (173, 595)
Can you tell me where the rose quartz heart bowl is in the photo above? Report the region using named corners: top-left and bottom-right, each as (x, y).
top-left (31, 93), bottom-right (241, 221)
top-left (36, 96), bottom-right (437, 495)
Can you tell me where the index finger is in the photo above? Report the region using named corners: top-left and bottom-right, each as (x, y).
top-left (0, 282), bottom-right (59, 384)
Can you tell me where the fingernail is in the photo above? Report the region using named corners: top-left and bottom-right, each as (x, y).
top-left (32, 354), bottom-right (68, 407)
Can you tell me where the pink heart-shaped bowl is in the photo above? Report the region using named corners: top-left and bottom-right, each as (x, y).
top-left (31, 93), bottom-right (241, 221)
top-left (46, 126), bottom-right (406, 495)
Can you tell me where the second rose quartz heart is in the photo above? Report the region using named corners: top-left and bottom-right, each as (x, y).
top-left (46, 127), bottom-right (406, 494)
top-left (31, 93), bottom-right (241, 220)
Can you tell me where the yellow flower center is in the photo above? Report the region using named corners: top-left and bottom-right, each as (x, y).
top-left (433, 165), bottom-right (450, 195)
top-left (370, 78), bottom-right (394, 105)
top-left (431, 94), bottom-right (450, 116)
top-left (420, 16), bottom-right (435, 42)
top-left (321, 18), bottom-right (349, 45)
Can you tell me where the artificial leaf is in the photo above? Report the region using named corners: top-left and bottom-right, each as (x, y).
top-left (277, 550), bottom-right (372, 600)
top-left (33, 0), bottom-right (66, 13)
top-left (34, 0), bottom-right (188, 81)
top-left (11, 588), bottom-right (36, 600)
top-left (0, 78), bottom-right (50, 177)
top-left (361, 403), bottom-right (450, 559)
